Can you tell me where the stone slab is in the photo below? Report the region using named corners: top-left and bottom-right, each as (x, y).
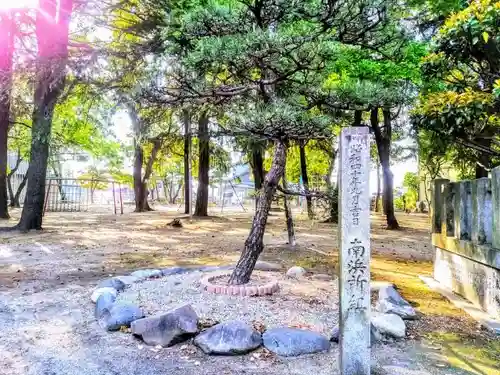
top-left (434, 247), bottom-right (500, 319)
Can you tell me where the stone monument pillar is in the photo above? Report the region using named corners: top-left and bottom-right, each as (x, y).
top-left (338, 127), bottom-right (371, 375)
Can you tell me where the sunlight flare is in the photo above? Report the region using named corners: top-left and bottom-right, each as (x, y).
top-left (0, 0), bottom-right (38, 10)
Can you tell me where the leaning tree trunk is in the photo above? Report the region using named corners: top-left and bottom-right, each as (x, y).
top-left (371, 109), bottom-right (400, 230)
top-left (250, 146), bottom-right (264, 209)
top-left (7, 151), bottom-right (22, 207)
top-left (299, 141), bottom-right (313, 219)
top-left (0, 11), bottom-right (14, 219)
top-left (282, 171), bottom-right (296, 247)
top-left (229, 141), bottom-right (286, 285)
top-left (375, 160), bottom-right (381, 212)
top-left (195, 113), bottom-right (210, 216)
top-left (183, 109), bottom-right (191, 214)
top-left (17, 0), bottom-right (73, 231)
top-left (11, 173), bottom-right (28, 208)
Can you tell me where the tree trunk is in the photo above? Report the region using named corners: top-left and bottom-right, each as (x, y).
top-left (353, 110), bottom-right (363, 126)
top-left (183, 109), bottom-right (191, 214)
top-left (0, 11), bottom-right (15, 219)
top-left (375, 160), bottom-right (381, 212)
top-left (251, 146), bottom-right (264, 209)
top-left (7, 150), bottom-right (22, 207)
top-left (17, 0), bottom-right (73, 231)
top-left (12, 172), bottom-right (27, 208)
top-left (282, 171), bottom-right (296, 247)
top-left (132, 139), bottom-right (147, 212)
top-left (323, 144), bottom-right (338, 223)
top-left (371, 109), bottom-right (400, 230)
top-left (51, 164), bottom-right (66, 201)
top-left (229, 141), bottom-right (286, 285)
top-left (195, 113), bottom-right (210, 216)
top-left (299, 141), bottom-right (313, 219)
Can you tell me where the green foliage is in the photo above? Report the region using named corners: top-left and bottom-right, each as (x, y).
top-left (77, 166), bottom-right (110, 191)
top-left (413, 0), bottom-right (500, 173)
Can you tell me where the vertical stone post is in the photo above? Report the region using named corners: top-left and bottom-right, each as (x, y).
top-left (431, 179), bottom-right (449, 233)
top-left (454, 181), bottom-right (472, 240)
top-left (471, 178), bottom-right (492, 245)
top-left (492, 166), bottom-right (500, 249)
top-left (338, 127), bottom-right (370, 375)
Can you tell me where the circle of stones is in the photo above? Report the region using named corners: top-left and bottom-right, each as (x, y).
top-left (200, 272), bottom-right (279, 296)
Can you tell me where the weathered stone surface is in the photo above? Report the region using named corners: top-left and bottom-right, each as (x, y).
top-left (330, 323), bottom-right (381, 345)
top-left (371, 313), bottom-right (406, 339)
top-left (97, 278), bottom-right (126, 292)
top-left (115, 275), bottom-right (139, 286)
top-left (338, 127), bottom-right (371, 375)
top-left (194, 321), bottom-right (262, 355)
top-left (493, 166), bottom-right (500, 249)
top-left (254, 261), bottom-right (282, 272)
top-left (434, 247), bottom-right (500, 319)
top-left (94, 293), bottom-right (116, 319)
top-left (286, 266), bottom-right (306, 278)
top-left (161, 267), bottom-right (190, 276)
top-left (262, 328), bottom-right (330, 356)
top-left (91, 287), bottom-right (117, 303)
top-left (311, 273), bottom-right (333, 281)
top-left (377, 286), bottom-right (417, 320)
top-left (98, 303), bottom-right (144, 331)
top-left (130, 269), bottom-right (162, 280)
top-left (131, 304), bottom-right (198, 347)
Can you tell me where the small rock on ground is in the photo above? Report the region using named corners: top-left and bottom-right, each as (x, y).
top-left (115, 275), bottom-right (140, 286)
top-left (330, 323), bottom-right (381, 345)
top-left (194, 320), bottom-right (262, 355)
top-left (286, 266), bottom-right (306, 279)
top-left (131, 304), bottom-right (198, 347)
top-left (131, 269), bottom-right (162, 280)
top-left (94, 292), bottom-right (116, 319)
top-left (372, 313), bottom-right (406, 339)
top-left (161, 267), bottom-right (190, 276)
top-left (263, 328), bottom-right (330, 356)
top-left (98, 303), bottom-right (144, 331)
top-left (97, 278), bottom-right (126, 292)
top-left (91, 287), bottom-right (117, 303)
top-left (377, 286), bottom-right (417, 320)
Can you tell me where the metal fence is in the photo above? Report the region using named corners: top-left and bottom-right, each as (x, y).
top-left (43, 178), bottom-right (126, 215)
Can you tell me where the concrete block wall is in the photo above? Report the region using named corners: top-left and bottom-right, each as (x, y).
top-left (431, 166), bottom-right (500, 319)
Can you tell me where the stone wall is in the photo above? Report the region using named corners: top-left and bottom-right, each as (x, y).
top-left (431, 166), bottom-right (500, 319)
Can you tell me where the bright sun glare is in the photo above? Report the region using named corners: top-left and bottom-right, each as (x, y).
top-left (0, 0), bottom-right (38, 10)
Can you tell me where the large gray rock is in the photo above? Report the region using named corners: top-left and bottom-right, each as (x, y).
top-left (94, 292), bottom-right (116, 319)
top-left (263, 328), bottom-right (330, 356)
top-left (330, 323), bottom-right (381, 345)
top-left (377, 286), bottom-right (417, 320)
top-left (286, 266), bottom-right (306, 279)
top-left (97, 278), bottom-right (126, 292)
top-left (194, 321), bottom-right (262, 355)
top-left (91, 287), bottom-right (117, 303)
top-left (98, 303), bottom-right (144, 331)
top-left (130, 269), bottom-right (162, 280)
top-left (371, 313), bottom-right (406, 339)
top-left (131, 304), bottom-right (198, 347)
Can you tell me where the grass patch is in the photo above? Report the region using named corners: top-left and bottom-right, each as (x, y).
top-left (425, 332), bottom-right (500, 375)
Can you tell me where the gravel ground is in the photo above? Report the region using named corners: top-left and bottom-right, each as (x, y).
top-left (0, 269), bottom-right (476, 375)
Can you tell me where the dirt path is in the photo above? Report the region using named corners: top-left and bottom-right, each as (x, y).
top-left (0, 207), bottom-right (498, 375)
